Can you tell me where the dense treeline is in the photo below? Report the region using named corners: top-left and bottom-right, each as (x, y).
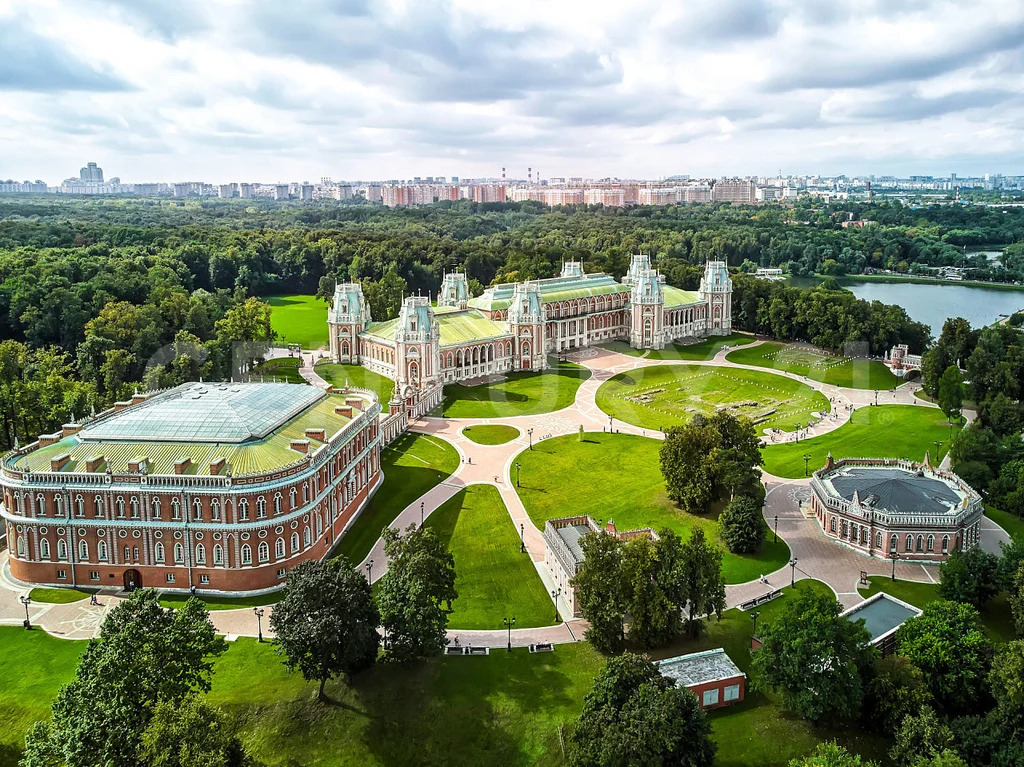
top-left (0, 196), bottom-right (1015, 451)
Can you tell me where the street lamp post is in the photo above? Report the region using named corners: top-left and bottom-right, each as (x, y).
top-left (803, 454), bottom-right (811, 477)
top-left (366, 559), bottom-right (374, 584)
top-left (420, 501), bottom-right (425, 527)
top-left (751, 609), bottom-right (761, 638)
top-left (789, 557), bottom-right (798, 588)
top-left (551, 588), bottom-right (562, 623)
top-left (773, 515), bottom-right (779, 544)
top-left (516, 462), bottom-right (521, 488)
top-left (253, 607), bottom-right (265, 643)
top-left (503, 616), bottom-right (516, 652)
top-left (19, 595), bottom-right (31, 630)
top-left (527, 428), bottom-right (534, 450)
top-left (933, 440), bottom-right (942, 460)
top-left (608, 414), bottom-right (614, 433)
top-left (890, 551), bottom-right (900, 581)
top-left (520, 523), bottom-right (525, 553)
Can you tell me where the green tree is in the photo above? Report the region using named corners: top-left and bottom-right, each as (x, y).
top-left (22, 590), bottom-right (225, 767)
top-left (989, 640), bottom-right (1024, 720)
top-left (890, 706), bottom-right (955, 767)
top-left (567, 653), bottom-right (715, 767)
top-left (937, 365), bottom-right (964, 424)
top-left (718, 494), bottom-right (767, 554)
top-left (863, 654), bottom-right (933, 735)
top-left (1010, 563), bottom-right (1024, 636)
top-left (138, 696), bottom-right (246, 767)
top-left (939, 548), bottom-right (1000, 608)
top-left (269, 558), bottom-right (379, 701)
top-left (752, 590), bottom-right (877, 721)
top-left (376, 524), bottom-right (457, 662)
top-left (660, 421), bottom-right (720, 511)
top-left (673, 528), bottom-right (726, 637)
top-left (789, 742), bottom-right (878, 767)
top-left (573, 530), bottom-right (627, 653)
top-left (620, 535), bottom-right (677, 648)
top-left (213, 297), bottom-right (274, 378)
top-left (896, 600), bottom-right (993, 715)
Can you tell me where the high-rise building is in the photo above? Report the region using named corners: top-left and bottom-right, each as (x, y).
top-left (712, 179), bottom-right (756, 204)
top-left (79, 162), bottom-right (104, 183)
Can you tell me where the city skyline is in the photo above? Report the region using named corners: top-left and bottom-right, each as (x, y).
top-left (2, 1), bottom-right (1024, 181)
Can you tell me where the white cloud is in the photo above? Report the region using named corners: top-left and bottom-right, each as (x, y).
top-left (0, 0), bottom-right (1022, 182)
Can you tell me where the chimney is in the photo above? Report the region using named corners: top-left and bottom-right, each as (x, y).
top-left (50, 454), bottom-right (71, 472)
top-left (824, 452), bottom-right (835, 471)
top-left (209, 457), bottom-right (226, 475)
top-left (85, 454), bottom-right (105, 472)
top-left (345, 398), bottom-right (363, 411)
top-left (62, 423), bottom-right (82, 438)
top-left (128, 456), bottom-right (148, 474)
top-left (605, 519), bottom-right (617, 534)
top-left (37, 432), bottom-right (62, 447)
top-left (290, 439), bottom-right (310, 454)
top-left (174, 457), bottom-right (191, 475)
top-left (305, 428), bottom-right (327, 442)
top-left (335, 405), bottom-right (353, 418)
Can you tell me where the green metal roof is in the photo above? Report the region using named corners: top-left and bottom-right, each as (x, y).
top-left (14, 387), bottom-right (371, 477)
top-left (664, 286), bottom-right (702, 308)
top-left (438, 311), bottom-right (510, 347)
top-left (362, 317), bottom-right (400, 343)
top-left (470, 272), bottom-right (630, 312)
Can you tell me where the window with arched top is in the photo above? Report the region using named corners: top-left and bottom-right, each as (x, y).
top-left (79, 540), bottom-right (88, 560)
top-left (155, 542), bottom-right (165, 563)
top-left (16, 537), bottom-right (25, 557)
top-left (171, 499), bottom-right (181, 520)
top-left (289, 488), bottom-right (297, 509)
top-left (275, 538), bottom-right (285, 558)
top-left (193, 498), bottom-right (203, 521)
top-left (942, 535), bottom-right (950, 553)
top-left (116, 497), bottom-right (125, 517)
top-left (40, 539), bottom-right (50, 559)
top-left (303, 528), bottom-right (311, 547)
top-left (195, 544), bottom-right (206, 565)
top-left (98, 540), bottom-right (108, 561)
top-left (257, 496), bottom-right (266, 518)
top-left (55, 495), bottom-right (64, 516)
top-left (890, 534), bottom-right (898, 552)
top-left (94, 496), bottom-right (104, 517)
top-left (906, 534), bottom-right (913, 552)
top-left (927, 535), bottom-right (934, 552)
top-left (291, 532), bottom-right (299, 554)
top-left (152, 497), bottom-right (161, 518)
top-left (211, 499), bottom-right (220, 521)
top-left (57, 539), bottom-right (68, 560)
top-left (274, 494), bottom-right (282, 515)
top-left (241, 545), bottom-right (252, 565)
top-left (75, 496), bottom-right (85, 517)
top-left (316, 514), bottom-right (323, 537)
top-left (213, 545), bottom-right (223, 565)
top-left (36, 494), bottom-right (46, 516)
top-left (875, 532), bottom-right (882, 549)
top-left (916, 535), bottom-right (924, 552)
top-left (239, 499), bottom-right (249, 521)
top-left (174, 543), bottom-right (184, 564)
top-left (302, 485), bottom-right (308, 504)
top-left (258, 542), bottom-right (269, 563)
top-left (129, 498), bottom-right (139, 518)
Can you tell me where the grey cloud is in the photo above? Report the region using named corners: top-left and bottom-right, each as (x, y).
top-left (91, 0), bottom-right (210, 42)
top-left (666, 0), bottom-right (782, 43)
top-left (0, 22), bottom-right (133, 92)
top-left (825, 88), bottom-right (1022, 122)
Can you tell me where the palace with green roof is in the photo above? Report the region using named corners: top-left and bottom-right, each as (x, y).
top-left (329, 255), bottom-right (732, 418)
top-left (2, 382), bottom-right (383, 594)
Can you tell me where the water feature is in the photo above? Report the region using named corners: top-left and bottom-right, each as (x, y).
top-left (787, 276), bottom-right (1024, 335)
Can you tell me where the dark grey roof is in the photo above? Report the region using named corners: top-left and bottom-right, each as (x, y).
top-left (829, 468), bottom-right (962, 515)
top-left (658, 649), bottom-right (744, 688)
top-left (554, 523), bottom-right (592, 565)
top-left (842, 593), bottom-right (921, 643)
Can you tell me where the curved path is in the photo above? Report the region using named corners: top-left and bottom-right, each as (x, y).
top-left (0, 341), bottom-right (1004, 646)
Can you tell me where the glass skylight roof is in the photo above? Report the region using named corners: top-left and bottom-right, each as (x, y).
top-left (80, 383), bottom-right (327, 444)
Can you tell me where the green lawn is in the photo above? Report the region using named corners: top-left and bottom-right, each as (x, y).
top-left (27, 587), bottom-right (96, 604)
top-left (158, 592), bottom-right (280, 612)
top-left (315, 361), bottom-right (395, 405)
top-left (987, 506), bottom-right (1024, 540)
top-left (725, 342), bottom-right (899, 390)
top-left (251, 356), bottom-right (307, 384)
top-left (437, 359), bottom-right (590, 418)
top-left (603, 333), bottom-right (755, 362)
top-left (0, 580), bottom-right (891, 767)
top-left (461, 424), bottom-right (520, 445)
top-left (596, 364), bottom-right (829, 435)
top-left (512, 433), bottom-right (791, 584)
top-left (426, 485), bottom-right (553, 629)
top-left (334, 432), bottom-right (460, 564)
top-left (267, 294), bottom-right (329, 350)
top-left (858, 576), bottom-right (1016, 643)
top-left (761, 405), bottom-right (962, 478)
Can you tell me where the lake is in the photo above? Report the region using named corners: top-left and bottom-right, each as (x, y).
top-left (787, 277), bottom-right (1024, 335)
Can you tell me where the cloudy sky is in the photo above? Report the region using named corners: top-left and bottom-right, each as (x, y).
top-left (2, 0), bottom-right (1023, 183)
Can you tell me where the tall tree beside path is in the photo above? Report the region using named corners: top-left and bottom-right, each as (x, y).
top-left (752, 590), bottom-right (877, 722)
top-left (937, 365), bottom-right (964, 425)
top-left (718, 494), bottom-right (768, 554)
top-left (269, 558), bottom-right (380, 701)
top-left (674, 528), bottom-right (726, 638)
top-left (22, 590), bottom-right (227, 767)
top-left (568, 653), bottom-right (715, 767)
top-left (212, 296), bottom-right (274, 378)
top-left (376, 524), bottom-right (457, 662)
top-left (573, 531), bottom-right (627, 653)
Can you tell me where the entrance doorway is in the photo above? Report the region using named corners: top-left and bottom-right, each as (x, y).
top-left (123, 569), bottom-right (142, 592)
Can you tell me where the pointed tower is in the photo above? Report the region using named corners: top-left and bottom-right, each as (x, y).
top-left (560, 260), bottom-right (584, 279)
top-left (438, 271), bottom-right (469, 309)
top-left (392, 296), bottom-right (440, 406)
top-left (623, 253), bottom-right (653, 286)
top-left (699, 261), bottom-right (732, 336)
top-left (329, 283), bottom-right (371, 363)
top-left (507, 280), bottom-right (545, 371)
top-left (629, 263), bottom-right (665, 350)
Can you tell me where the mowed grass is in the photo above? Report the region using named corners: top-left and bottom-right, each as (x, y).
top-left (461, 424), bottom-right (520, 445)
top-left (159, 592), bottom-right (280, 612)
top-left (858, 576), bottom-right (1016, 643)
top-left (987, 506), bottom-right (1024, 540)
top-left (316, 361), bottom-right (395, 405)
top-left (426, 485), bottom-right (553, 629)
top-left (761, 405), bottom-right (963, 478)
top-left (596, 364), bottom-right (829, 435)
top-left (726, 341), bottom-right (899, 390)
top-left (251, 356), bottom-right (306, 384)
top-left (267, 294), bottom-right (329, 349)
top-left (28, 587), bottom-right (95, 604)
top-left (602, 333), bottom-right (755, 362)
top-left (437, 359), bottom-right (590, 418)
top-left (0, 581), bottom-right (892, 767)
top-left (334, 432), bottom-right (460, 564)
top-left (512, 433), bottom-right (791, 584)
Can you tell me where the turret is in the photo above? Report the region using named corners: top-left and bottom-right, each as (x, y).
top-left (507, 281), bottom-right (545, 371)
top-left (628, 266), bottom-right (665, 349)
top-left (699, 261), bottom-right (733, 336)
top-left (560, 260), bottom-right (584, 279)
top-left (438, 272), bottom-right (469, 309)
top-left (392, 296), bottom-right (440, 401)
top-left (329, 283), bottom-right (370, 363)
top-left (623, 253), bottom-right (653, 286)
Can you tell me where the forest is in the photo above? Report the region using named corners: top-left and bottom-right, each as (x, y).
top-left (0, 195), bottom-right (1018, 451)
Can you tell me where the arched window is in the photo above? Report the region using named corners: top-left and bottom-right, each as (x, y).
top-left (241, 545), bottom-right (252, 565)
top-left (291, 532), bottom-right (299, 553)
top-left (155, 542), bottom-right (165, 563)
top-left (239, 499), bottom-right (249, 521)
top-left (942, 535), bottom-right (950, 554)
top-left (193, 498), bottom-right (203, 521)
top-left (890, 534), bottom-right (898, 552)
top-left (57, 539), bottom-right (67, 560)
top-left (302, 485), bottom-right (309, 504)
top-left (213, 545), bottom-right (223, 565)
top-left (195, 544), bottom-right (206, 565)
top-left (916, 535), bottom-right (924, 552)
top-left (79, 540), bottom-right (88, 560)
top-left (132, 546), bottom-right (139, 561)
top-left (315, 514), bottom-right (323, 537)
top-left (11, 492), bottom-right (19, 515)
top-left (274, 494), bottom-right (282, 515)
top-left (55, 495), bottom-right (63, 516)
top-left (290, 488), bottom-right (297, 509)
top-left (275, 538), bottom-right (285, 558)
top-left (40, 539), bottom-right (50, 559)
top-left (258, 542), bottom-right (269, 562)
top-left (152, 497), bottom-right (161, 518)
top-left (174, 543), bottom-right (184, 564)
top-left (130, 497), bottom-right (139, 518)
top-left (116, 497), bottom-right (125, 517)
top-left (36, 494), bottom-right (46, 516)
top-left (98, 540), bottom-right (108, 561)
top-left (875, 532), bottom-right (882, 549)
top-left (172, 499), bottom-right (181, 520)
top-left (211, 499), bottom-right (220, 521)
top-left (906, 534), bottom-right (913, 552)
top-left (16, 537), bottom-right (24, 557)
top-left (303, 528), bottom-right (311, 547)
top-left (94, 495), bottom-right (104, 517)
top-left (256, 496), bottom-right (267, 518)
top-left (75, 496), bottom-right (85, 517)
top-left (830, 517), bottom-right (837, 533)
top-left (927, 535), bottom-right (934, 552)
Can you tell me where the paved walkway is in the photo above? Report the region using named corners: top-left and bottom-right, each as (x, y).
top-left (1, 340), bottom-right (1007, 645)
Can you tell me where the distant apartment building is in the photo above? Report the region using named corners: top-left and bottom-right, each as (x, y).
top-left (471, 183), bottom-right (506, 203)
top-left (133, 183), bottom-right (166, 196)
top-left (680, 184), bottom-right (712, 203)
top-left (583, 188), bottom-right (625, 207)
top-left (79, 162), bottom-right (104, 183)
top-left (173, 182), bottom-right (214, 197)
top-left (712, 179), bottom-right (757, 204)
top-left (218, 183), bottom-right (238, 198)
top-left (0, 180), bottom-right (48, 194)
top-left (274, 184), bottom-right (290, 200)
top-left (299, 184), bottom-right (314, 201)
top-left (238, 183), bottom-right (255, 199)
